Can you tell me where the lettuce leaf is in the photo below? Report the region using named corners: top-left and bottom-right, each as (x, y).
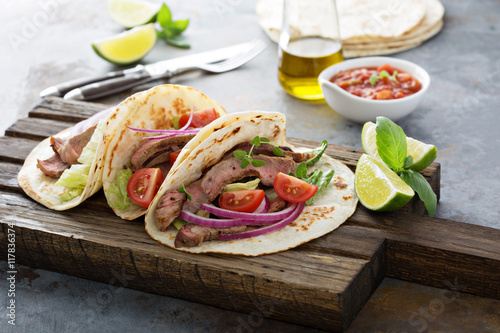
top-left (106, 168), bottom-right (133, 210)
top-left (57, 120), bottom-right (104, 202)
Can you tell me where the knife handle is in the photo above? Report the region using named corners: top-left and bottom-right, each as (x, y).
top-left (40, 69), bottom-right (139, 98)
top-left (64, 72), bottom-right (153, 100)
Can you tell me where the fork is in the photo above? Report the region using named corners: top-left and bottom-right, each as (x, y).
top-left (64, 39), bottom-right (268, 100)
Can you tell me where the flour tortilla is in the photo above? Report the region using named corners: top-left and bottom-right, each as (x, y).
top-left (256, 0), bottom-right (444, 57)
top-left (102, 84), bottom-right (227, 220)
top-left (17, 93), bottom-right (141, 210)
top-left (145, 111), bottom-right (358, 256)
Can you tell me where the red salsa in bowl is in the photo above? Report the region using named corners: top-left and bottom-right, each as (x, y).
top-left (329, 64), bottom-right (422, 100)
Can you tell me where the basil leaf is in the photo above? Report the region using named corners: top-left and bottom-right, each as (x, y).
top-left (166, 35), bottom-right (190, 49)
top-left (157, 4), bottom-right (172, 30)
top-left (233, 150), bottom-right (247, 160)
top-left (375, 117), bottom-right (407, 171)
top-left (251, 159), bottom-right (266, 167)
top-left (178, 183), bottom-right (192, 201)
top-left (250, 136), bottom-right (261, 146)
top-left (399, 170), bottom-right (437, 216)
top-left (369, 73), bottom-right (378, 86)
top-left (295, 162), bottom-right (307, 178)
top-left (273, 146), bottom-right (283, 156)
top-left (260, 137), bottom-right (271, 143)
top-left (240, 158), bottom-right (250, 169)
top-left (404, 155), bottom-right (414, 169)
top-left (306, 169), bottom-right (334, 206)
top-left (379, 70), bottom-right (390, 79)
top-left (169, 19), bottom-right (189, 35)
top-left (305, 140), bottom-right (328, 167)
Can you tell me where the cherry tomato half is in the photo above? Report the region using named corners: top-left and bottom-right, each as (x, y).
top-left (273, 172), bottom-right (318, 203)
top-left (169, 150), bottom-right (180, 166)
top-left (219, 190), bottom-right (265, 213)
top-left (126, 168), bottom-right (164, 208)
top-left (179, 108), bottom-right (218, 128)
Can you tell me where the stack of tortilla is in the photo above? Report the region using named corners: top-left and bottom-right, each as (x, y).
top-left (256, 0), bottom-right (444, 58)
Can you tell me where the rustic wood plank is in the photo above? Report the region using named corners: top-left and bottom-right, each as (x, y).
top-left (0, 137), bottom-right (39, 163)
top-left (0, 190), bottom-right (375, 331)
top-left (0, 162), bottom-right (22, 192)
top-left (5, 117), bottom-right (75, 140)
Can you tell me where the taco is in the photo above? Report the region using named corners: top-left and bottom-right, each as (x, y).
top-left (102, 84), bottom-right (227, 220)
top-left (17, 92), bottom-right (143, 210)
top-left (144, 111), bottom-right (358, 256)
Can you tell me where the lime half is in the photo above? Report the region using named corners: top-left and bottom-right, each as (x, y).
top-left (361, 121), bottom-right (437, 172)
top-left (108, 0), bottom-right (160, 28)
top-left (355, 154), bottom-right (414, 212)
top-left (92, 23), bottom-right (157, 65)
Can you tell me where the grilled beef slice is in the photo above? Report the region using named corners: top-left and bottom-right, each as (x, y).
top-left (130, 134), bottom-right (195, 171)
top-left (155, 190), bottom-right (187, 231)
top-left (224, 142), bottom-right (315, 162)
top-left (37, 154), bottom-right (69, 178)
top-left (37, 124), bottom-right (97, 178)
top-left (174, 224), bottom-right (247, 248)
top-left (56, 125), bottom-right (97, 165)
top-left (154, 155), bottom-right (297, 228)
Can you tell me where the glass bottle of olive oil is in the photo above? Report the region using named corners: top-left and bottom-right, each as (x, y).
top-left (278, 0), bottom-right (343, 100)
top-left (278, 37), bottom-right (343, 100)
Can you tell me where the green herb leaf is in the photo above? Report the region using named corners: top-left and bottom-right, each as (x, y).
top-left (369, 73), bottom-right (378, 86)
top-left (399, 169), bottom-right (437, 216)
top-left (273, 146), bottom-right (283, 157)
top-left (169, 19), bottom-right (189, 35)
top-left (260, 137), bottom-right (271, 143)
top-left (305, 140), bottom-right (328, 167)
top-left (250, 136), bottom-right (261, 146)
top-left (379, 70), bottom-right (390, 79)
top-left (233, 150), bottom-right (247, 160)
top-left (391, 71), bottom-right (399, 83)
top-left (375, 117), bottom-right (407, 171)
top-left (251, 159), bottom-right (266, 167)
top-left (295, 162), bottom-right (307, 178)
top-left (157, 4), bottom-right (172, 30)
top-left (306, 169), bottom-right (334, 205)
top-left (240, 158), bottom-right (250, 169)
top-left (178, 182), bottom-right (192, 201)
top-left (404, 155), bottom-right (414, 169)
top-left (166, 35), bottom-right (190, 49)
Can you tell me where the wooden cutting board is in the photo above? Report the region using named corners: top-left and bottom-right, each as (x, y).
top-left (1, 97), bottom-right (499, 332)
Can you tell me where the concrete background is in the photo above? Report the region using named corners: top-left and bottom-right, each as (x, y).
top-left (1, 0), bottom-right (499, 332)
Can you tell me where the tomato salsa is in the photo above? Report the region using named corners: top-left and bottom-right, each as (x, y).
top-left (329, 64), bottom-right (422, 100)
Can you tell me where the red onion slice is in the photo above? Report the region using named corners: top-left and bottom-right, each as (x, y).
top-left (200, 202), bottom-right (297, 221)
top-left (179, 105), bottom-right (194, 130)
top-left (252, 196), bottom-right (270, 214)
top-left (219, 203), bottom-right (305, 241)
top-left (178, 210), bottom-right (281, 227)
top-left (71, 106), bottom-right (114, 137)
top-left (127, 127), bottom-right (199, 134)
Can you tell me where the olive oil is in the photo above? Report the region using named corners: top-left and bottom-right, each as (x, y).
top-left (278, 37), bottom-right (343, 100)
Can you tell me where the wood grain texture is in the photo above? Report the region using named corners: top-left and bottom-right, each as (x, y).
top-left (1, 97), bottom-right (499, 332)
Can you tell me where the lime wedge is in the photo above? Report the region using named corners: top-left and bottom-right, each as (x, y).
top-left (107, 0), bottom-right (160, 28)
top-left (91, 23), bottom-right (157, 65)
top-left (355, 154), bottom-right (414, 212)
top-left (361, 121), bottom-right (437, 172)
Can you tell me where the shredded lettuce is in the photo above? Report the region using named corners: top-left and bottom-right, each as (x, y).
top-left (222, 178), bottom-right (260, 192)
top-left (57, 120), bottom-right (104, 202)
top-left (106, 168), bottom-right (133, 210)
top-left (172, 217), bottom-right (187, 230)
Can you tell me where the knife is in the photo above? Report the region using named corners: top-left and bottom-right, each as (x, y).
top-left (40, 40), bottom-right (259, 99)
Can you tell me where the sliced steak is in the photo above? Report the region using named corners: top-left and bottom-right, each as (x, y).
top-left (202, 155), bottom-right (296, 199)
top-left (50, 136), bottom-right (65, 155)
top-left (56, 125), bottom-right (97, 165)
top-left (268, 196), bottom-right (287, 213)
top-left (155, 190), bottom-right (186, 231)
top-left (224, 142), bottom-right (315, 162)
top-left (182, 179), bottom-right (210, 213)
top-left (130, 134), bottom-right (195, 171)
top-left (174, 223), bottom-right (247, 248)
top-left (37, 154), bottom-right (69, 178)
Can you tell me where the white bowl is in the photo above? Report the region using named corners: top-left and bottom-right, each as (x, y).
top-left (318, 57), bottom-right (430, 123)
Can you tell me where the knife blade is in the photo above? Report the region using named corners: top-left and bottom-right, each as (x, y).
top-left (41, 40), bottom-right (259, 98)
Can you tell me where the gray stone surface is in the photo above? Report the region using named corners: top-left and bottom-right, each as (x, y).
top-left (1, 0), bottom-right (499, 332)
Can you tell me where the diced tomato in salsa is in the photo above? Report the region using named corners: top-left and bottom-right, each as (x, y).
top-left (329, 64), bottom-right (422, 100)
